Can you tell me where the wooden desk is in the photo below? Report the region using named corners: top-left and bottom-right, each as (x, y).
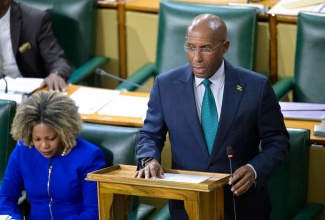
top-left (67, 84), bottom-right (148, 127)
top-left (284, 119), bottom-right (325, 144)
top-left (87, 165), bottom-right (230, 220)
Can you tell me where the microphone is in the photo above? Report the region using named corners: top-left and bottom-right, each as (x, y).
top-left (95, 68), bottom-right (151, 92)
top-left (227, 146), bottom-right (237, 220)
top-left (1, 74), bottom-right (8, 93)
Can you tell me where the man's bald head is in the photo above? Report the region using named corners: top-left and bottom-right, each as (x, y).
top-left (186, 14), bottom-right (227, 41)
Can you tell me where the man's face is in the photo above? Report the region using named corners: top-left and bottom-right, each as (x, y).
top-left (185, 25), bottom-right (229, 79)
top-left (0, 0), bottom-right (11, 19)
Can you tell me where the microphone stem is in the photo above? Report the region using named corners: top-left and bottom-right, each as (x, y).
top-left (97, 69), bottom-right (151, 92)
top-left (228, 157), bottom-right (237, 220)
top-left (1, 74), bottom-right (8, 93)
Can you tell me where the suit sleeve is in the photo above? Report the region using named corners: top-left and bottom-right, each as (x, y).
top-left (249, 78), bottom-right (290, 190)
top-left (37, 12), bottom-right (72, 80)
top-left (136, 76), bottom-right (168, 162)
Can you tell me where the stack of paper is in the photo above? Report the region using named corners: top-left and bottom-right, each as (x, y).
top-left (280, 102), bottom-right (325, 121)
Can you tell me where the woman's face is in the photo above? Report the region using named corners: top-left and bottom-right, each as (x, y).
top-left (32, 123), bottom-right (63, 158)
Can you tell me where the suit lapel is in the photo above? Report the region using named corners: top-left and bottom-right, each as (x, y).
top-left (174, 65), bottom-right (210, 159)
top-left (10, 2), bottom-right (22, 57)
top-left (211, 60), bottom-right (245, 157)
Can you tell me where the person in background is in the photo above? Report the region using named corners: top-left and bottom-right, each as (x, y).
top-left (0, 91), bottom-right (105, 219)
top-left (0, 0), bottom-right (72, 91)
top-left (133, 14), bottom-right (290, 219)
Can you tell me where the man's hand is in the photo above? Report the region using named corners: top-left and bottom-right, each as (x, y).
top-left (40, 73), bottom-right (67, 92)
top-left (228, 165), bottom-right (255, 196)
top-left (133, 158), bottom-right (164, 179)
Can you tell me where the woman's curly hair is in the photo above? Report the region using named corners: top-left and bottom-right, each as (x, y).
top-left (11, 91), bottom-right (83, 149)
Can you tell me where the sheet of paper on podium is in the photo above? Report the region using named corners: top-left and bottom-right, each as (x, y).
top-left (155, 173), bottom-right (211, 184)
top-left (280, 102), bottom-right (325, 121)
top-left (98, 95), bottom-right (149, 120)
top-left (69, 87), bottom-right (120, 114)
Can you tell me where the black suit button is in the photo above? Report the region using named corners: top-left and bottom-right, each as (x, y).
top-left (208, 164), bottom-right (214, 169)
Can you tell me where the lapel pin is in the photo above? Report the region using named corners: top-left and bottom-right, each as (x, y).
top-left (237, 85), bottom-right (242, 91)
top-left (19, 42), bottom-right (31, 53)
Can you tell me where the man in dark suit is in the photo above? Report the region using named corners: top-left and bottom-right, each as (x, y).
top-left (134, 14), bottom-right (290, 219)
top-left (0, 0), bottom-right (71, 91)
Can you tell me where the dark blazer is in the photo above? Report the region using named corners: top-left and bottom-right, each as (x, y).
top-left (10, 1), bottom-right (71, 79)
top-left (137, 60), bottom-right (290, 220)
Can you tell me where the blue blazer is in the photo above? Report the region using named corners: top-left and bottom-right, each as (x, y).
top-left (137, 60), bottom-right (289, 219)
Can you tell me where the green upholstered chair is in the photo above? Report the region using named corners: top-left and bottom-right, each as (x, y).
top-left (152, 128), bottom-right (324, 220)
top-left (116, 1), bottom-right (258, 91)
top-left (268, 128), bottom-right (323, 220)
top-left (15, 0), bottom-right (109, 86)
top-left (0, 100), bottom-right (30, 217)
top-left (80, 122), bottom-right (156, 220)
top-left (273, 12), bottom-right (325, 102)
top-left (0, 100), bottom-right (16, 188)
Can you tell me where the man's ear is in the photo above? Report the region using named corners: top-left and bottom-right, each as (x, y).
top-left (223, 40), bottom-right (230, 54)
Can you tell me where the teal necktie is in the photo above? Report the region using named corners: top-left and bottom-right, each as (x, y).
top-left (201, 79), bottom-right (218, 155)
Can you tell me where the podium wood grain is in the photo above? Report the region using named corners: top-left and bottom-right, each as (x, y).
top-left (87, 165), bottom-right (230, 220)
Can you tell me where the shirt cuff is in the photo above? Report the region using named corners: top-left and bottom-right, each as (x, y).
top-left (246, 164), bottom-right (257, 180)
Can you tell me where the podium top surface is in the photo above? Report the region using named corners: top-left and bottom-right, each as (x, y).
top-left (86, 165), bottom-right (230, 192)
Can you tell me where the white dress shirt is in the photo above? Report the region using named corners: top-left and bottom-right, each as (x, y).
top-left (0, 6), bottom-right (22, 78)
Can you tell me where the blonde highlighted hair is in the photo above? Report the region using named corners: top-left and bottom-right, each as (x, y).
top-left (11, 91), bottom-right (83, 149)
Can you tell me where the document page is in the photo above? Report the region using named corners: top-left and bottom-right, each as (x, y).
top-left (0, 77), bottom-right (43, 94)
top-left (69, 88), bottom-right (120, 114)
top-left (98, 95), bottom-right (149, 119)
top-left (155, 173), bottom-right (211, 184)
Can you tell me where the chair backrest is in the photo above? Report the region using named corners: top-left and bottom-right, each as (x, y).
top-left (155, 1), bottom-right (257, 76)
top-left (268, 128), bottom-right (310, 219)
top-left (0, 100), bottom-right (16, 184)
top-left (80, 122), bottom-right (138, 166)
top-left (293, 12), bottom-right (325, 103)
top-left (15, 0), bottom-right (97, 70)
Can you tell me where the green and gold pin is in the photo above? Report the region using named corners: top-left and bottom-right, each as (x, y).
top-left (237, 85), bottom-right (242, 91)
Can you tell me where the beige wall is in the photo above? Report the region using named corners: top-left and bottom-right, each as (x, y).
top-left (95, 9), bottom-right (120, 89)
top-left (277, 23), bottom-right (297, 79)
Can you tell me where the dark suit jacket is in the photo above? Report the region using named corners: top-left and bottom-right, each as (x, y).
top-left (10, 1), bottom-right (71, 79)
top-left (137, 60), bottom-right (290, 220)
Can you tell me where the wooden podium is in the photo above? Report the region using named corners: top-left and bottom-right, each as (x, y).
top-left (86, 165), bottom-right (230, 220)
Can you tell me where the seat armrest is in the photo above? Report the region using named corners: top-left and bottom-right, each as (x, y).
top-left (151, 204), bottom-right (170, 220)
top-left (115, 63), bottom-right (156, 91)
top-left (272, 76), bottom-right (294, 100)
top-left (68, 56), bottom-right (109, 84)
top-left (293, 203), bottom-right (324, 220)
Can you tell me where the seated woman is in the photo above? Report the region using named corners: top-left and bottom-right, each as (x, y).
top-left (0, 91), bottom-right (105, 219)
